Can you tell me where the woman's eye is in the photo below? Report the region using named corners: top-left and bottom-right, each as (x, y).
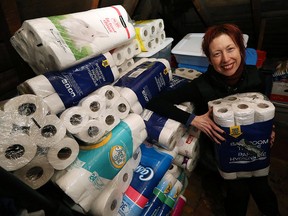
top-left (213, 52), bottom-right (220, 57)
top-left (227, 47), bottom-right (235, 52)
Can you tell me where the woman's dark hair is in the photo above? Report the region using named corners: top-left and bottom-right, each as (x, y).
top-left (202, 23), bottom-right (246, 61)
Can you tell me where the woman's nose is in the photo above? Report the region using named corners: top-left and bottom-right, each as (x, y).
top-left (222, 52), bottom-right (229, 62)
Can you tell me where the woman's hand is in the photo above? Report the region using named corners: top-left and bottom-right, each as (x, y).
top-left (191, 108), bottom-right (225, 144)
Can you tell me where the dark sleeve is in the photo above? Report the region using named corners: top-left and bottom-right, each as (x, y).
top-left (146, 79), bottom-right (201, 125)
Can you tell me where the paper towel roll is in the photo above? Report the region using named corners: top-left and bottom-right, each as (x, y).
top-left (30, 114), bottom-right (67, 148)
top-left (74, 119), bottom-right (106, 144)
top-left (80, 94), bottom-right (106, 118)
top-left (232, 102), bottom-right (255, 125)
top-left (60, 106), bottom-right (90, 134)
top-left (13, 155), bottom-right (55, 189)
top-left (252, 99), bottom-right (275, 122)
top-left (43, 93), bottom-right (65, 114)
top-left (24, 75), bottom-right (56, 98)
top-left (213, 104), bottom-right (235, 127)
top-left (47, 136), bottom-right (79, 170)
top-left (3, 94), bottom-right (49, 126)
top-left (0, 134), bottom-right (37, 171)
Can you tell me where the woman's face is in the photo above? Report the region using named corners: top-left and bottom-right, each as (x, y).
top-left (209, 34), bottom-right (242, 76)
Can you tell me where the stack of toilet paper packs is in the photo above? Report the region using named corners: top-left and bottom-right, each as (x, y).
top-left (5, 5), bottom-right (196, 215)
top-left (0, 94), bottom-right (79, 189)
top-left (209, 92), bottom-right (275, 179)
top-left (10, 5), bottom-right (136, 74)
top-left (134, 19), bottom-right (166, 52)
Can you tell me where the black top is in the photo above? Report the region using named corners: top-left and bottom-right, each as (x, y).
top-left (146, 64), bottom-right (267, 126)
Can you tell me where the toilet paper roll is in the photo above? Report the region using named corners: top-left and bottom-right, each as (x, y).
top-left (222, 95), bottom-right (241, 104)
top-left (117, 58), bottom-right (135, 75)
top-left (173, 154), bottom-right (191, 170)
top-left (130, 101), bottom-right (143, 115)
top-left (13, 155), bottom-right (55, 189)
top-left (89, 156), bottom-right (138, 215)
top-left (56, 167), bottom-right (95, 205)
top-left (252, 99), bottom-right (275, 122)
top-left (47, 136), bottom-right (80, 170)
top-left (122, 113), bottom-right (147, 149)
top-left (153, 19), bottom-right (165, 33)
top-left (23, 75), bottom-right (56, 98)
top-left (157, 30), bottom-right (166, 44)
top-left (43, 93), bottom-right (65, 114)
top-left (176, 132), bottom-right (199, 159)
top-left (89, 183), bottom-right (123, 216)
top-left (95, 85), bottom-right (121, 107)
top-left (22, 18), bottom-right (59, 46)
top-left (232, 102), bottom-right (255, 125)
top-left (3, 94), bottom-right (49, 126)
top-left (110, 96), bottom-right (130, 119)
top-left (30, 114), bottom-right (67, 148)
top-left (102, 52), bottom-right (116, 67)
top-left (208, 98), bottom-right (228, 109)
top-left (139, 38), bottom-right (156, 52)
top-left (168, 164), bottom-right (182, 179)
top-left (158, 127), bottom-right (179, 150)
top-left (130, 39), bottom-right (141, 56)
top-left (116, 87), bottom-right (138, 108)
top-left (134, 25), bottom-right (152, 41)
top-left (60, 106), bottom-right (90, 134)
top-left (10, 34), bottom-right (30, 62)
top-left (174, 68), bottom-right (202, 81)
top-left (121, 42), bottom-right (135, 61)
top-left (79, 94), bottom-right (106, 118)
top-left (98, 109), bottom-right (121, 132)
top-left (74, 119), bottom-right (106, 144)
top-left (0, 134), bottom-right (37, 171)
top-left (111, 48), bottom-right (126, 66)
top-left (213, 104), bottom-right (235, 127)
top-left (238, 92), bottom-right (265, 102)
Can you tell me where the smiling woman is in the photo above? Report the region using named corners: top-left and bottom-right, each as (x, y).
top-left (146, 23), bottom-right (280, 216)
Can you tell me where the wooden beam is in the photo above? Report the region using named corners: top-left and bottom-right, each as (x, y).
top-left (257, 18), bottom-right (266, 50)
top-left (90, 0), bottom-right (100, 9)
top-left (250, 0), bottom-right (261, 46)
top-left (0, 0), bottom-right (22, 35)
top-left (122, 0), bottom-right (139, 17)
top-left (191, 0), bottom-right (212, 27)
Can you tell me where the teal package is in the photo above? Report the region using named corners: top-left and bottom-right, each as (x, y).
top-left (76, 120), bottom-right (133, 180)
